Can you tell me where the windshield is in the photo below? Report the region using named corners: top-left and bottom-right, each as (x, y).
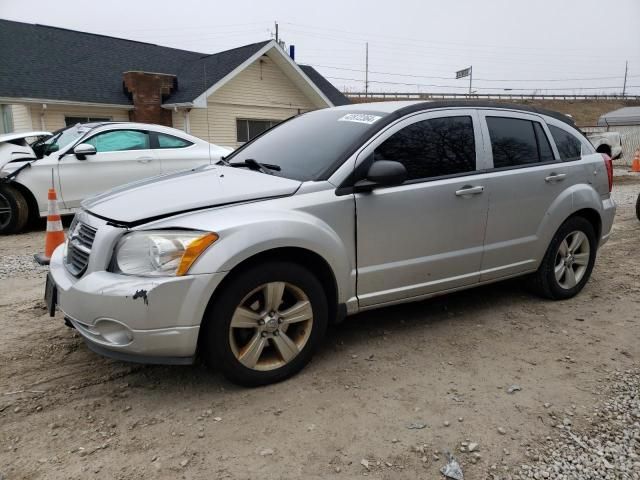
top-left (227, 109), bottom-right (389, 181)
top-left (32, 124), bottom-right (92, 155)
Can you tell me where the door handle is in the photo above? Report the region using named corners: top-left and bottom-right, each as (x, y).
top-left (455, 185), bottom-right (484, 196)
top-left (545, 173), bottom-right (566, 182)
top-left (136, 157), bottom-right (154, 164)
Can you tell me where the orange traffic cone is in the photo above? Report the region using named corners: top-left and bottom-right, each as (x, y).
top-left (631, 149), bottom-right (640, 173)
top-left (34, 188), bottom-right (65, 265)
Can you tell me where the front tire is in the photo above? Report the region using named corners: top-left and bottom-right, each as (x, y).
top-left (636, 193), bottom-right (640, 221)
top-left (0, 184), bottom-right (29, 234)
top-left (201, 261), bottom-right (328, 387)
top-left (530, 216), bottom-right (597, 300)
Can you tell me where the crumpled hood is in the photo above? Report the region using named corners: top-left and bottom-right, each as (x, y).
top-left (82, 165), bottom-right (301, 225)
top-left (0, 131), bottom-right (51, 169)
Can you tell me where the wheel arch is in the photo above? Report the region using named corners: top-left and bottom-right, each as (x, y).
top-left (201, 246), bottom-right (342, 332)
top-left (568, 207), bottom-right (602, 242)
top-left (534, 185), bottom-right (604, 268)
top-left (7, 181), bottom-right (39, 223)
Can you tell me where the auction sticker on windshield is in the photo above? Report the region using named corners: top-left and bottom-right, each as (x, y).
top-left (338, 113), bottom-right (382, 125)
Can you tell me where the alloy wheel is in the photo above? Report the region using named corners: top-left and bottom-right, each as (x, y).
top-left (554, 230), bottom-right (590, 289)
top-left (0, 192), bottom-right (12, 231)
top-left (229, 282), bottom-right (314, 371)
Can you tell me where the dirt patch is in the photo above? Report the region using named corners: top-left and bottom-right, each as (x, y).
top-left (1, 180), bottom-right (639, 480)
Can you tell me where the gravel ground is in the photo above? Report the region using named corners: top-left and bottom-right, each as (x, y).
top-left (0, 174), bottom-right (638, 480)
top-left (0, 255), bottom-right (48, 280)
top-left (512, 369), bottom-right (640, 480)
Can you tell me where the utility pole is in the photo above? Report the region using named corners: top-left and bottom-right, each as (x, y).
top-left (622, 60), bottom-right (628, 96)
top-left (469, 65), bottom-right (473, 97)
top-left (275, 21), bottom-right (279, 44)
top-left (365, 42), bottom-right (369, 97)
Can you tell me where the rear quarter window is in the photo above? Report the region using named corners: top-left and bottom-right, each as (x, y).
top-left (548, 125), bottom-right (582, 161)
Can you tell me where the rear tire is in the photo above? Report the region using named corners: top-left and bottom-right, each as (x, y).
top-left (636, 193), bottom-right (640, 221)
top-left (530, 216), bottom-right (597, 300)
top-left (201, 261), bottom-right (328, 387)
top-left (0, 184), bottom-right (29, 234)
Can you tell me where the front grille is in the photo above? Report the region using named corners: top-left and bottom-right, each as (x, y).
top-left (65, 220), bottom-right (97, 276)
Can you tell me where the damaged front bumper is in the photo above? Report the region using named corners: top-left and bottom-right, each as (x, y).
top-left (48, 244), bottom-right (226, 365)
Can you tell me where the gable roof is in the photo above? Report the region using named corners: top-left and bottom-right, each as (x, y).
top-left (298, 65), bottom-right (350, 106)
top-left (0, 19), bottom-right (349, 107)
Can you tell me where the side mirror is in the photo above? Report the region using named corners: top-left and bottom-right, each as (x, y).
top-left (355, 160), bottom-right (407, 192)
top-left (46, 143), bottom-right (60, 155)
top-left (73, 143), bottom-right (96, 160)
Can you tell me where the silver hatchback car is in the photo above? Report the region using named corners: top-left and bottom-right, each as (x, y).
top-left (47, 101), bottom-right (616, 386)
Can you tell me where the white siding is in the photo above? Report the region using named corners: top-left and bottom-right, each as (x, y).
top-left (10, 104), bottom-right (33, 131)
top-left (28, 104), bottom-right (130, 131)
top-left (189, 56), bottom-right (318, 147)
top-left (172, 110), bottom-right (185, 131)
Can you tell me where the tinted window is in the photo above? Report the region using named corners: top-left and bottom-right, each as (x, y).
top-left (487, 117), bottom-right (548, 168)
top-left (374, 116), bottom-right (476, 181)
top-left (236, 119), bottom-right (280, 143)
top-left (549, 125), bottom-right (582, 161)
top-left (534, 123), bottom-right (554, 162)
top-left (86, 130), bottom-right (149, 153)
top-left (156, 133), bottom-right (192, 149)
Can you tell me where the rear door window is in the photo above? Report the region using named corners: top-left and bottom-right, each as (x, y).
top-left (374, 116), bottom-right (476, 181)
top-left (486, 117), bottom-right (556, 168)
top-left (548, 125), bottom-right (582, 161)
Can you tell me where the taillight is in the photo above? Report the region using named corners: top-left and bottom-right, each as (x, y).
top-left (601, 153), bottom-right (613, 192)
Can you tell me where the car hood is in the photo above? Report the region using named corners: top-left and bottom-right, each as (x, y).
top-left (82, 165), bottom-right (301, 226)
top-left (0, 131), bottom-right (51, 168)
top-left (0, 131), bottom-right (51, 143)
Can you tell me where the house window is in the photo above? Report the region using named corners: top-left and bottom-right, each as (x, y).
top-left (0, 105), bottom-right (14, 134)
top-left (236, 118), bottom-right (280, 143)
top-left (65, 116), bottom-right (111, 126)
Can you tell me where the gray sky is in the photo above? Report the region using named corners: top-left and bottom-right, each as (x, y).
top-left (2, 0), bottom-right (639, 95)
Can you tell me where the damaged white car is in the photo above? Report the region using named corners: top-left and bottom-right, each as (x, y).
top-left (0, 123), bottom-right (231, 234)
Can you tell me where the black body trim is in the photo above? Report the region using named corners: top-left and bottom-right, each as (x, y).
top-left (82, 335), bottom-right (195, 366)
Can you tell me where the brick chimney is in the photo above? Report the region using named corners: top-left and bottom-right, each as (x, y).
top-left (123, 71), bottom-right (177, 126)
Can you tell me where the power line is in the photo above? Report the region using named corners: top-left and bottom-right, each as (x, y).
top-left (289, 31), bottom-right (630, 71)
top-left (324, 75), bottom-right (639, 91)
top-left (312, 64), bottom-right (636, 83)
top-left (281, 21), bottom-right (629, 53)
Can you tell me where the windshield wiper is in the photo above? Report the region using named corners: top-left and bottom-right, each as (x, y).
top-left (226, 158), bottom-right (281, 174)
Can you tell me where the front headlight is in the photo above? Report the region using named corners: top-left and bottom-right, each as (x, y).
top-left (113, 230), bottom-right (218, 276)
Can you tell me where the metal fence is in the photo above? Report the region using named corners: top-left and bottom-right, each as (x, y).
top-left (582, 124), bottom-right (640, 167)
